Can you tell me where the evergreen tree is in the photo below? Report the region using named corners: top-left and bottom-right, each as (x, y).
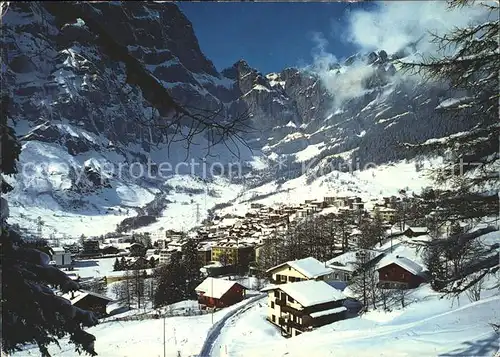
top-left (113, 257), bottom-right (122, 271)
top-left (120, 256), bottom-right (127, 270)
top-left (402, 0), bottom-right (499, 295)
top-left (149, 256), bottom-right (157, 268)
top-left (1, 93), bottom-right (98, 356)
top-left (153, 254), bottom-right (187, 308)
top-left (182, 239), bottom-right (202, 299)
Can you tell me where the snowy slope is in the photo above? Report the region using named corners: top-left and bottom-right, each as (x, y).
top-left (212, 288), bottom-right (500, 357)
top-left (208, 234), bottom-right (500, 357)
top-left (215, 159), bottom-right (440, 218)
top-left (26, 297), bottom-right (258, 357)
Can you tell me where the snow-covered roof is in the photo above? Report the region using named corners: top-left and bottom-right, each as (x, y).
top-left (60, 290), bottom-right (115, 305)
top-left (350, 228), bottom-right (361, 236)
top-left (203, 261), bottom-right (223, 268)
top-left (406, 226), bottom-right (428, 233)
top-left (266, 257), bottom-right (333, 278)
top-left (260, 284), bottom-right (278, 292)
top-left (377, 255), bottom-right (423, 276)
top-left (309, 306), bottom-right (347, 318)
top-left (326, 249), bottom-right (382, 271)
top-left (195, 277), bottom-right (247, 299)
top-left (277, 280), bottom-right (346, 307)
top-left (51, 247), bottom-right (66, 253)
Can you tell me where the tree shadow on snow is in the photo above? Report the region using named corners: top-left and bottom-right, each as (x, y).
top-left (438, 333), bottom-right (500, 357)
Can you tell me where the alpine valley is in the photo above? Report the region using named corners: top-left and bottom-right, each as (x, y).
top-left (1, 2), bottom-right (478, 238)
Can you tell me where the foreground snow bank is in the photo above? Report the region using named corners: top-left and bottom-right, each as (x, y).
top-left (29, 298), bottom-right (254, 357)
top-left (216, 283), bottom-right (500, 357)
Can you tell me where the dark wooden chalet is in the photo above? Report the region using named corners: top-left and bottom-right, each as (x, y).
top-left (195, 277), bottom-right (247, 309)
top-left (377, 255), bottom-right (426, 289)
top-left (63, 290), bottom-right (115, 317)
top-left (263, 280), bottom-right (346, 338)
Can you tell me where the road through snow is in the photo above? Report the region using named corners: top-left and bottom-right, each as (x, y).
top-left (198, 294), bottom-right (266, 357)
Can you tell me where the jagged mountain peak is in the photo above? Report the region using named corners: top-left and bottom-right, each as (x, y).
top-left (2, 1), bottom-right (478, 236)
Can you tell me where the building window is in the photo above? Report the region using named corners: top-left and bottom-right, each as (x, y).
top-left (288, 296), bottom-right (294, 303)
top-left (274, 291), bottom-right (279, 298)
top-left (272, 315), bottom-right (276, 322)
top-left (271, 302), bottom-right (275, 309)
top-left (276, 274), bottom-right (281, 282)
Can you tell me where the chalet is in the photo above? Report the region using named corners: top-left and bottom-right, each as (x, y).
top-left (159, 249), bottom-right (181, 265)
top-left (326, 249), bottom-right (383, 282)
top-left (377, 255), bottom-right (427, 289)
top-left (128, 243), bottom-right (146, 257)
top-left (294, 209), bottom-right (309, 219)
top-left (50, 247), bottom-right (72, 268)
top-left (323, 196), bottom-right (336, 205)
top-left (349, 228), bottom-right (362, 247)
top-left (263, 280), bottom-right (346, 337)
top-left (266, 257), bottom-right (334, 284)
top-left (155, 239), bottom-right (169, 249)
top-left (373, 206), bottom-right (396, 223)
top-left (81, 240), bottom-right (100, 255)
top-left (167, 240), bottom-right (189, 252)
top-left (63, 243), bottom-right (80, 254)
top-left (61, 290), bottom-right (115, 317)
top-left (200, 261), bottom-right (235, 277)
top-left (126, 256), bottom-right (149, 270)
top-left (197, 246), bottom-right (212, 266)
top-left (195, 277), bottom-right (247, 309)
top-left (250, 203), bottom-right (265, 209)
top-left (310, 200), bottom-right (327, 209)
top-left (403, 226), bottom-right (429, 238)
top-left (352, 202), bottom-right (365, 211)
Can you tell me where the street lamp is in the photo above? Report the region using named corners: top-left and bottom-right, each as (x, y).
top-left (163, 314), bottom-right (166, 357)
top-left (211, 276), bottom-right (214, 325)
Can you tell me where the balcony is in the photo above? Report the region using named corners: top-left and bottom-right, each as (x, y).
top-left (285, 319), bottom-right (306, 331)
top-left (275, 298), bottom-right (287, 307)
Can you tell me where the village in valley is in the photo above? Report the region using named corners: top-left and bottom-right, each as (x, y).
top-left (43, 191), bottom-right (445, 341)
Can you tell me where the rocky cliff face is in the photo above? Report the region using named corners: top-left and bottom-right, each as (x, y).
top-left (1, 2), bottom-right (476, 236)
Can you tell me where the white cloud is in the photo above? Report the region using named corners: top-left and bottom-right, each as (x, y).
top-left (307, 1), bottom-right (493, 108)
top-left (346, 1), bottom-right (492, 55)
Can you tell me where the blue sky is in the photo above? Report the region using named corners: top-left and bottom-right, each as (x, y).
top-left (177, 2), bottom-right (375, 74)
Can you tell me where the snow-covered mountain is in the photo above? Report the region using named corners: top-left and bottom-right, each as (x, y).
top-left (1, 2), bottom-right (476, 237)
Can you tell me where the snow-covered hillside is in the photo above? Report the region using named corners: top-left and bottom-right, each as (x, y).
top-left (1, 2), bottom-right (482, 239)
top-left (215, 159), bottom-right (441, 218)
top-left (213, 286), bottom-right (500, 357)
